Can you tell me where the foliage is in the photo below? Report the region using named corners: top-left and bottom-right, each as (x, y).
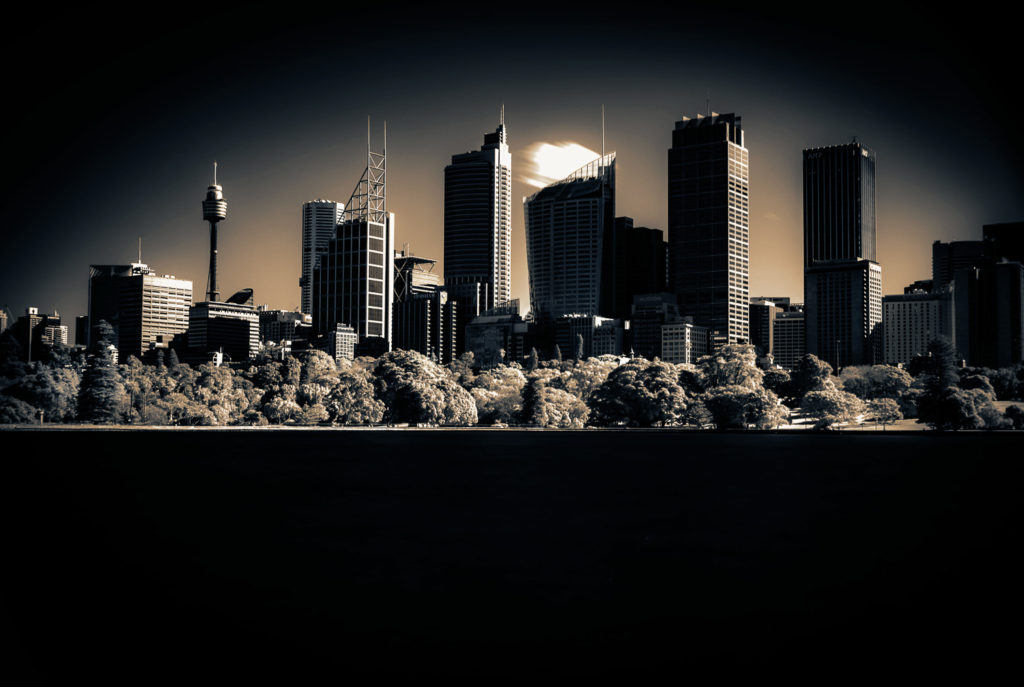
top-left (789, 354), bottom-right (836, 401)
top-left (840, 365), bottom-right (913, 400)
top-left (375, 350), bottom-right (477, 426)
top-left (701, 385), bottom-right (788, 429)
top-left (520, 377), bottom-right (588, 428)
top-left (77, 348), bottom-right (127, 424)
top-left (0, 394), bottom-right (38, 424)
top-left (470, 365), bottom-right (526, 425)
top-left (589, 359), bottom-right (687, 427)
top-left (867, 398), bottom-right (902, 429)
top-left (1004, 405), bottom-right (1024, 430)
top-left (800, 388), bottom-right (865, 430)
top-left (325, 368), bottom-right (385, 425)
top-left (958, 374), bottom-right (996, 400)
top-left (917, 386), bottom-right (988, 431)
top-left (696, 344), bottom-right (763, 390)
top-left (762, 368), bottom-right (792, 399)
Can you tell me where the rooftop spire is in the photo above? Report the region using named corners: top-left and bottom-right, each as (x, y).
top-left (501, 103), bottom-right (505, 126)
top-left (213, 160), bottom-right (218, 186)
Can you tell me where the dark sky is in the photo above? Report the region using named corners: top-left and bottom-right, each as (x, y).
top-left (3, 3), bottom-right (1020, 339)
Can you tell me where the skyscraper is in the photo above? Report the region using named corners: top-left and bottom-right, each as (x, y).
top-left (524, 153), bottom-right (616, 319)
top-left (300, 200), bottom-right (344, 315)
top-left (88, 262), bottom-right (193, 358)
top-left (803, 142), bottom-right (882, 367)
top-left (444, 112), bottom-right (512, 312)
top-left (312, 120), bottom-right (394, 357)
top-left (609, 216), bottom-right (667, 320)
top-left (668, 112), bottom-right (749, 344)
top-left (202, 162), bottom-right (227, 302)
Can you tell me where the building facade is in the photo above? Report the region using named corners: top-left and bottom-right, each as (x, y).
top-left (803, 141), bottom-right (881, 368)
top-left (312, 214), bottom-right (396, 357)
top-left (661, 318), bottom-right (709, 365)
top-left (444, 116), bottom-right (512, 312)
top-left (668, 112), bottom-right (749, 344)
top-left (628, 292), bottom-right (681, 360)
top-left (749, 299), bottom-right (783, 358)
top-left (882, 290), bottom-right (954, 365)
top-left (609, 216), bottom-right (668, 320)
top-left (300, 200), bottom-right (344, 315)
top-left (187, 295), bottom-right (259, 362)
top-left (88, 263), bottom-right (193, 358)
top-left (524, 153), bottom-right (616, 319)
top-left (773, 308), bottom-right (806, 370)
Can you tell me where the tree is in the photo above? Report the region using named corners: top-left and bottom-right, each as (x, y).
top-left (325, 368), bottom-right (385, 425)
top-left (575, 334), bottom-right (585, 362)
top-left (762, 367), bottom-right (792, 399)
top-left (696, 344), bottom-right (763, 390)
top-left (959, 374), bottom-right (996, 399)
top-left (868, 398), bottom-right (902, 430)
top-left (2, 365), bottom-right (80, 422)
top-left (375, 350), bottom-right (477, 425)
top-left (789, 354), bottom-right (835, 401)
top-left (77, 345), bottom-right (127, 424)
top-left (700, 385), bottom-right (787, 429)
top-left (918, 386), bottom-right (989, 430)
top-left (526, 348), bottom-right (539, 372)
top-left (1003, 405), bottom-right (1024, 430)
top-left (519, 378), bottom-right (588, 428)
top-left (800, 388), bottom-right (865, 430)
top-left (471, 365), bottom-right (527, 425)
top-left (0, 395), bottom-right (38, 424)
top-left (589, 359), bottom-right (687, 427)
top-left (553, 345), bottom-right (563, 364)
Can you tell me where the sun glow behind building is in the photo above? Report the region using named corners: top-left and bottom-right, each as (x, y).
top-left (521, 142), bottom-right (601, 189)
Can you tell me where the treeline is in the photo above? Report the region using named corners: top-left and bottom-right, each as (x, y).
top-left (1, 325), bottom-right (1022, 430)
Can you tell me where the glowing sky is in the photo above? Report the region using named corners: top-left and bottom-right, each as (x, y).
top-left (2, 5), bottom-right (1021, 339)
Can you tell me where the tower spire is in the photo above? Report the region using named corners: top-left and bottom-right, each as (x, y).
top-left (501, 103), bottom-right (505, 126)
top-left (213, 160), bottom-right (218, 185)
top-left (601, 104), bottom-right (605, 159)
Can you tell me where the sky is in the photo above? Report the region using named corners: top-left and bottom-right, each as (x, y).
top-left (2, 3), bottom-right (1021, 339)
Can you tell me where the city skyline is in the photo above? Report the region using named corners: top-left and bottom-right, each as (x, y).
top-left (2, 6), bottom-right (1021, 329)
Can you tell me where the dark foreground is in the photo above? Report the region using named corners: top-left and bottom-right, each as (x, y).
top-left (4, 429), bottom-right (1022, 680)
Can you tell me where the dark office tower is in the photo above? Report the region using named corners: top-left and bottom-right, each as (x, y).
top-left (202, 162), bottom-right (228, 302)
top-left (802, 141), bottom-right (881, 367)
top-left (444, 112), bottom-right (512, 312)
top-left (803, 143), bottom-right (876, 265)
top-left (609, 217), bottom-right (667, 320)
top-left (749, 298), bottom-right (783, 358)
top-left (312, 120), bottom-right (394, 357)
top-left (983, 221), bottom-right (1024, 264)
top-left (668, 113), bottom-right (749, 344)
top-left (524, 153), bottom-right (616, 319)
top-left (932, 240), bottom-right (989, 290)
top-left (954, 261), bottom-right (1024, 368)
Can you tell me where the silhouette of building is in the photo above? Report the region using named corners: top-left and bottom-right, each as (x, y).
top-left (803, 142), bottom-right (881, 368)
top-left (609, 217), bottom-right (667, 320)
top-left (11, 307), bottom-right (66, 361)
top-left (954, 260), bottom-right (1024, 368)
top-left (87, 263), bottom-right (193, 358)
top-left (904, 279), bottom-right (934, 294)
top-left (312, 122), bottom-right (394, 357)
top-left (444, 113), bottom-right (512, 314)
top-left (668, 112), bottom-right (749, 344)
top-left (300, 200), bottom-right (344, 315)
top-left (932, 240), bottom-right (989, 291)
top-left (983, 222), bottom-right (1024, 264)
top-left (882, 289), bottom-right (954, 365)
top-left (524, 153), bottom-right (616, 319)
top-left (628, 292), bottom-right (681, 360)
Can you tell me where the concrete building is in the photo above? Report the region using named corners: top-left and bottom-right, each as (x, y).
top-left (525, 153), bottom-right (616, 319)
top-left (661, 317), bottom-right (708, 365)
top-left (882, 289), bottom-right (954, 365)
top-left (444, 113), bottom-right (512, 313)
top-left (553, 313), bottom-right (625, 359)
top-left (87, 262), bottom-right (193, 358)
top-left (668, 112), bottom-right (749, 344)
top-left (187, 290), bottom-right (260, 361)
top-left (393, 253), bottom-right (457, 364)
top-left (773, 308), bottom-right (806, 370)
top-left (300, 200), bottom-right (344, 315)
top-left (324, 324), bottom-right (358, 363)
top-left (803, 141), bottom-right (881, 368)
top-left (954, 261), bottom-right (1024, 368)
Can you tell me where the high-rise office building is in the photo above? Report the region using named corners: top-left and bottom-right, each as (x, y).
top-left (773, 308), bottom-right (806, 370)
top-left (668, 112), bottom-right (749, 344)
top-left (803, 142), bottom-right (882, 367)
top-left (524, 153), bottom-right (616, 319)
top-left (749, 298), bottom-right (784, 359)
top-left (88, 263), bottom-right (193, 358)
top-left (187, 290), bottom-right (260, 362)
top-left (953, 261), bottom-right (1024, 368)
top-left (300, 200), bottom-right (344, 315)
top-left (932, 240), bottom-right (988, 291)
top-left (312, 122), bottom-right (394, 357)
top-left (444, 113), bottom-right (512, 312)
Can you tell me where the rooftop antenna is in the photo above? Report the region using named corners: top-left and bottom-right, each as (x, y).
top-left (213, 160), bottom-right (218, 185)
top-left (706, 90), bottom-right (711, 117)
top-left (138, 236), bottom-right (142, 264)
top-left (601, 104), bottom-right (605, 159)
top-left (500, 102), bottom-right (505, 126)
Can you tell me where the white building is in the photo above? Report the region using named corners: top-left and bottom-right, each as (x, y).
top-left (661, 317), bottom-right (708, 365)
top-left (300, 200), bottom-right (344, 315)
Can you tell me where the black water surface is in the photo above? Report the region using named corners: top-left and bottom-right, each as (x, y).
top-left (4, 429), bottom-right (1021, 680)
